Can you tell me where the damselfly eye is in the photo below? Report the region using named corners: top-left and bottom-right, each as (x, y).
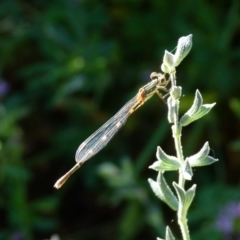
top-left (150, 72), bottom-right (158, 80)
top-left (159, 74), bottom-right (166, 84)
top-left (150, 72), bottom-right (166, 84)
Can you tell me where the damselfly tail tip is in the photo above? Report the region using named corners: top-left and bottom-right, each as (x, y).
top-left (54, 162), bottom-right (84, 189)
top-left (54, 174), bottom-right (69, 189)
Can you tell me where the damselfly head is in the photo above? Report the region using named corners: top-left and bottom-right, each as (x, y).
top-left (150, 72), bottom-right (166, 85)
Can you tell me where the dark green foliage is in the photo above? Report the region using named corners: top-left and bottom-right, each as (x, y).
top-left (0, 0), bottom-right (240, 239)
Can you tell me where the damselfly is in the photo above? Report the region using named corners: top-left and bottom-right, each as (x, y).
top-left (54, 72), bottom-right (170, 189)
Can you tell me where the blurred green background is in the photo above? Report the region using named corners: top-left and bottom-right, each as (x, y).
top-left (1, 0), bottom-right (240, 239)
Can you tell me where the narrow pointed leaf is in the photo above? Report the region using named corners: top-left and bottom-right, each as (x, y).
top-left (187, 142), bottom-right (209, 162)
top-left (149, 160), bottom-right (179, 171)
top-left (166, 226), bottom-right (175, 240)
top-left (173, 183), bottom-right (196, 217)
top-left (148, 173), bottom-right (178, 211)
top-left (187, 142), bottom-right (218, 167)
top-left (190, 103), bottom-right (216, 122)
top-left (174, 34), bottom-right (193, 67)
top-left (182, 160), bottom-right (193, 180)
top-left (181, 102), bottom-right (216, 126)
top-left (163, 50), bottom-right (175, 69)
top-left (180, 90), bottom-right (202, 126)
top-left (188, 90), bottom-right (203, 115)
top-left (194, 156), bottom-right (218, 166)
top-left (161, 63), bottom-right (170, 74)
top-left (173, 182), bottom-right (186, 207)
top-left (185, 184), bottom-right (196, 210)
top-left (149, 147), bottom-right (181, 171)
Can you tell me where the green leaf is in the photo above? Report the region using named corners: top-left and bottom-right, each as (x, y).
top-left (170, 86), bottom-right (182, 100)
top-left (163, 50), bottom-right (175, 71)
top-left (149, 147), bottom-right (181, 171)
top-left (180, 90), bottom-right (216, 126)
top-left (148, 172), bottom-right (178, 211)
top-left (185, 184), bottom-right (197, 210)
top-left (165, 226), bottom-right (176, 240)
top-left (181, 160), bottom-right (193, 180)
top-left (173, 34), bottom-right (193, 67)
top-left (173, 182), bottom-right (185, 208)
top-left (187, 142), bottom-right (218, 167)
top-left (189, 103), bottom-right (216, 123)
top-left (173, 183), bottom-right (196, 217)
top-left (180, 90), bottom-right (202, 126)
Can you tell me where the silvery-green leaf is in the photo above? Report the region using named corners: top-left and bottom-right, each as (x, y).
top-left (163, 50), bottom-right (175, 70)
top-left (174, 34), bottom-right (192, 67)
top-left (149, 160), bottom-right (180, 171)
top-left (165, 226), bottom-right (175, 240)
top-left (170, 86), bottom-right (182, 100)
top-left (149, 147), bottom-right (181, 171)
top-left (148, 173), bottom-right (178, 211)
top-left (186, 142), bottom-right (218, 167)
top-left (173, 182), bottom-right (186, 217)
top-left (193, 156), bottom-right (218, 166)
top-left (180, 90), bottom-right (216, 126)
top-left (182, 160), bottom-right (193, 180)
top-left (181, 103), bottom-right (216, 126)
top-left (180, 90), bottom-right (202, 126)
top-left (185, 184), bottom-right (196, 210)
top-left (173, 182), bottom-right (186, 207)
top-left (161, 63), bottom-right (171, 74)
top-left (156, 146), bottom-right (180, 166)
top-left (188, 142), bottom-right (209, 161)
top-left (173, 183), bottom-right (196, 217)
top-left (157, 238), bottom-right (164, 240)
top-left (190, 103), bottom-right (216, 121)
top-left (190, 154), bottom-right (219, 168)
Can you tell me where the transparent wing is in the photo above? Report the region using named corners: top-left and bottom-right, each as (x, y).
top-left (75, 95), bottom-right (139, 163)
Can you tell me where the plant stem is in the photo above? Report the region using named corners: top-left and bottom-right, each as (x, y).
top-left (178, 216), bottom-right (190, 240)
top-left (170, 71), bottom-right (190, 240)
